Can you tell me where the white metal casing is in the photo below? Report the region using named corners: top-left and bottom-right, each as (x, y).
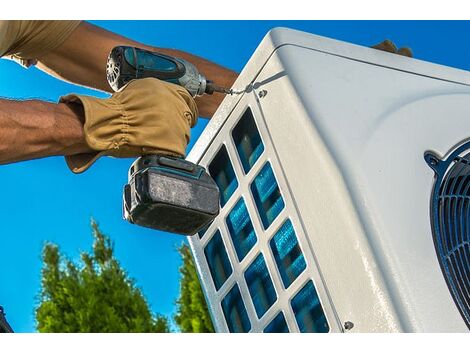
top-left (187, 27), bottom-right (470, 332)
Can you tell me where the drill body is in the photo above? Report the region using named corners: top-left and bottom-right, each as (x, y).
top-left (107, 46), bottom-right (231, 96)
top-left (106, 46), bottom-right (223, 235)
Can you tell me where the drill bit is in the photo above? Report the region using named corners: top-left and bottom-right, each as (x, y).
top-left (206, 82), bottom-right (245, 95)
top-left (211, 84), bottom-right (234, 95)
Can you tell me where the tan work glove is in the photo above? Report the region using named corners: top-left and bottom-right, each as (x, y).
top-left (60, 78), bottom-right (198, 173)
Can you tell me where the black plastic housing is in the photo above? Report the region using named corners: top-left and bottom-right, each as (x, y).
top-left (123, 155), bottom-right (220, 236)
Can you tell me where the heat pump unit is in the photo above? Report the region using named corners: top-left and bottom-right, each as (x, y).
top-left (187, 27), bottom-right (470, 333)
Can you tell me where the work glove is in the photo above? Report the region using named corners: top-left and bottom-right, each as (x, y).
top-left (371, 39), bottom-right (413, 58)
top-left (60, 78), bottom-right (199, 173)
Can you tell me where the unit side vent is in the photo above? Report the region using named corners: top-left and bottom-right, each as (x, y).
top-left (425, 142), bottom-right (470, 330)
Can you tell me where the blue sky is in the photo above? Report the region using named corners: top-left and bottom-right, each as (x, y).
top-left (1, 21), bottom-right (470, 333)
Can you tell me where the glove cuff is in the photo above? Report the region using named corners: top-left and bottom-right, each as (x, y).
top-left (61, 93), bottom-right (130, 152)
top-left (61, 92), bottom-right (151, 174)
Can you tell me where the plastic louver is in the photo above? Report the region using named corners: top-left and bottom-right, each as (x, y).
top-left (221, 284), bottom-right (251, 333)
top-left (426, 144), bottom-right (470, 329)
top-left (251, 162), bottom-right (285, 229)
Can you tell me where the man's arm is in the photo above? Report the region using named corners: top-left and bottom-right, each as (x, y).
top-left (36, 22), bottom-right (238, 118)
top-left (0, 98), bottom-right (90, 164)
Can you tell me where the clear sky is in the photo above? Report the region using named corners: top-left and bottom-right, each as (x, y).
top-left (1, 20), bottom-right (470, 333)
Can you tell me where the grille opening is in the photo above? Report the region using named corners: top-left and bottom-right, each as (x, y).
top-left (251, 162), bottom-right (285, 229)
top-left (291, 280), bottom-right (329, 333)
top-left (204, 230), bottom-right (233, 291)
top-left (244, 254), bottom-right (277, 318)
top-left (264, 312), bottom-right (289, 333)
top-left (221, 284), bottom-right (251, 333)
top-left (209, 145), bottom-right (238, 207)
top-left (270, 219), bottom-right (307, 289)
top-left (232, 107), bottom-right (264, 173)
top-left (198, 222), bottom-right (211, 238)
top-left (226, 198), bottom-right (257, 262)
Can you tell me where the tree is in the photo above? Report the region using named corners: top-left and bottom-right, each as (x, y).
top-left (35, 220), bottom-right (169, 333)
top-left (174, 243), bottom-right (214, 333)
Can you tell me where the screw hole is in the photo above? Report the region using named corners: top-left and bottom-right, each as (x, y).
top-left (258, 90), bottom-right (267, 98)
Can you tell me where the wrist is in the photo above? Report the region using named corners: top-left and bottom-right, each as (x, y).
top-left (55, 102), bottom-right (93, 155)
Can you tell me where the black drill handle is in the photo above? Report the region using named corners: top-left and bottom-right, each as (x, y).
top-left (106, 46), bottom-right (187, 91)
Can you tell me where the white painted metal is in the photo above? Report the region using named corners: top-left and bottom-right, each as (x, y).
top-left (188, 27), bottom-right (470, 332)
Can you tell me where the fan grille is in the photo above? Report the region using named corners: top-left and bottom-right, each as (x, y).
top-left (426, 145), bottom-right (470, 329)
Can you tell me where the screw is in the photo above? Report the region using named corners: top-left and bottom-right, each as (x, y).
top-left (429, 157), bottom-right (438, 166)
top-left (258, 90), bottom-right (267, 98)
top-left (344, 321), bottom-right (354, 331)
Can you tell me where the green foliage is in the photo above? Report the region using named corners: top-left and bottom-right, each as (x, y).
top-left (35, 220), bottom-right (169, 333)
top-left (174, 243), bottom-right (214, 333)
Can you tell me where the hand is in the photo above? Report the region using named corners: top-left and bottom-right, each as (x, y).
top-left (60, 78), bottom-right (198, 173)
top-left (371, 39), bottom-right (413, 58)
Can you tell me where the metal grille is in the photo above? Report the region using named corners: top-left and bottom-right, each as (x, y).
top-left (190, 100), bottom-right (336, 333)
top-left (425, 143), bottom-right (470, 329)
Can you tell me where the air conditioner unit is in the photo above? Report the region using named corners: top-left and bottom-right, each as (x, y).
top-left (187, 27), bottom-right (470, 333)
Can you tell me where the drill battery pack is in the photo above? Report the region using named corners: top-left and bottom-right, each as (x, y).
top-left (123, 155), bottom-right (220, 235)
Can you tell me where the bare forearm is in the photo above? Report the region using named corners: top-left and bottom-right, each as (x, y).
top-left (36, 22), bottom-right (238, 118)
top-left (0, 99), bottom-right (91, 164)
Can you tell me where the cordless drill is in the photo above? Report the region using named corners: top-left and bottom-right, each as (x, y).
top-left (107, 46), bottom-right (233, 96)
top-left (106, 46), bottom-right (232, 235)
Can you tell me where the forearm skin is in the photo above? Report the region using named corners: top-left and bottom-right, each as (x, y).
top-left (0, 98), bottom-right (91, 164)
top-left (36, 22), bottom-right (238, 118)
